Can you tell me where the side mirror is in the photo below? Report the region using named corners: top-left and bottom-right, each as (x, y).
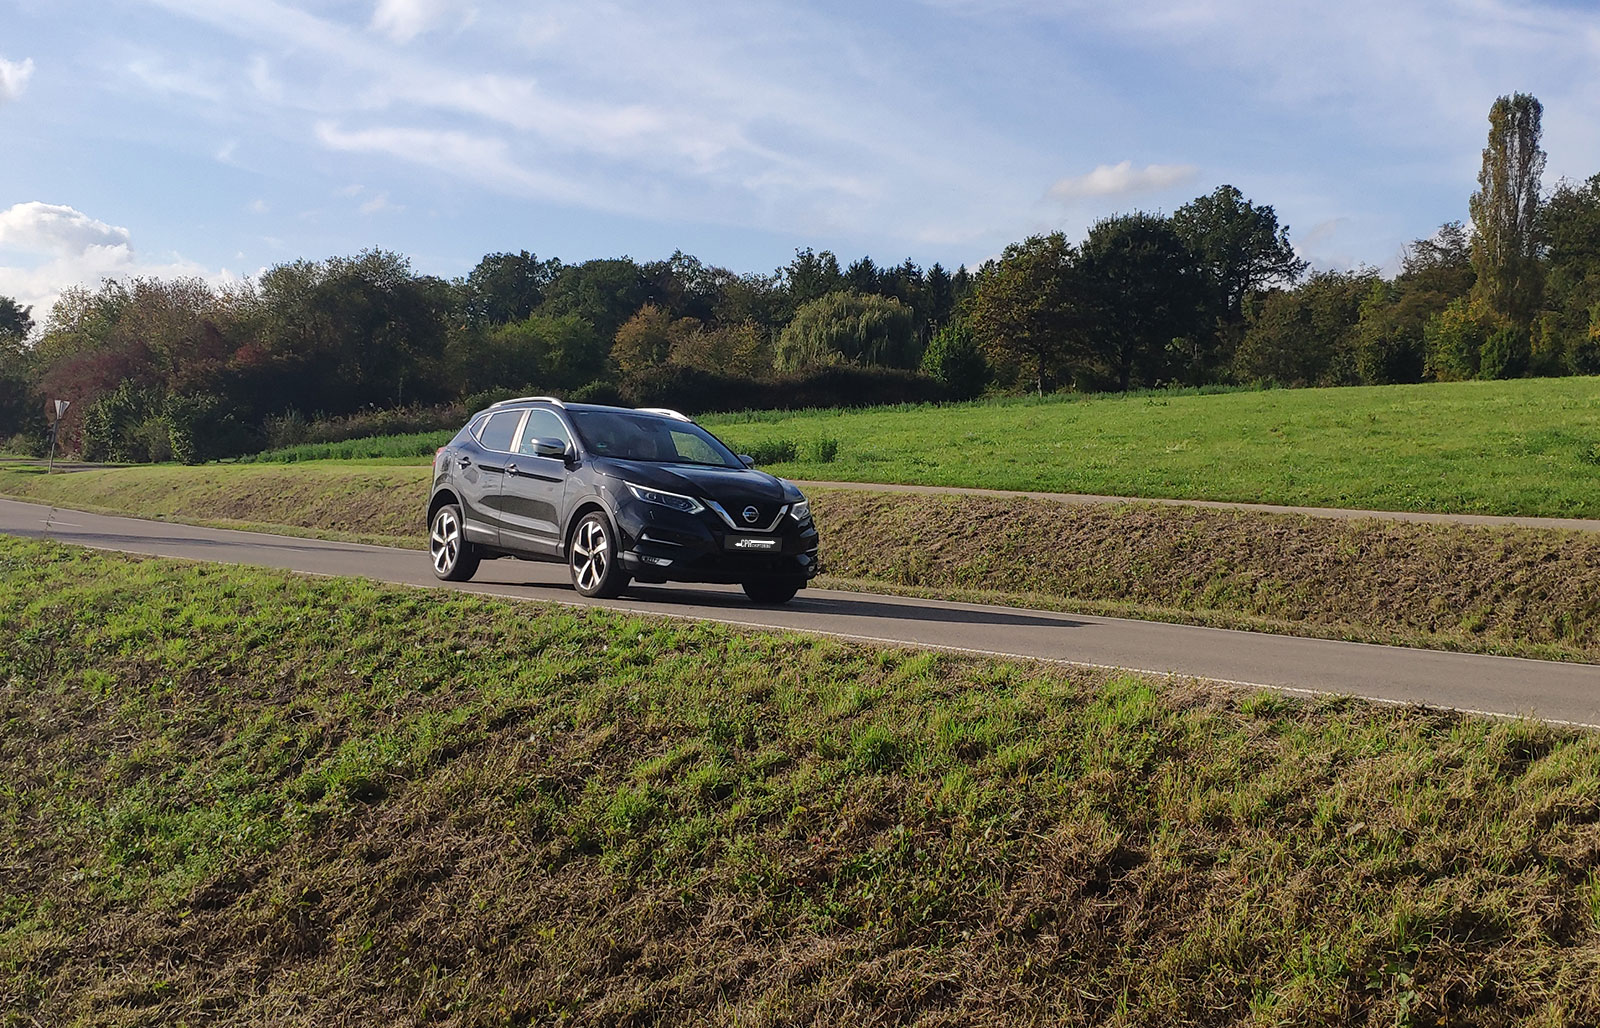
top-left (737, 454), bottom-right (756, 468)
top-left (533, 437), bottom-right (570, 459)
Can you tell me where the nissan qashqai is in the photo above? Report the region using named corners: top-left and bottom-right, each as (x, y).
top-left (426, 397), bottom-right (819, 604)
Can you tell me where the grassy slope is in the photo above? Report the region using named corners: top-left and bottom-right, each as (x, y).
top-left (3, 536), bottom-right (1599, 1026)
top-left (702, 377), bottom-right (1600, 518)
top-left (4, 463), bottom-right (1600, 664)
top-left (817, 491), bottom-right (1600, 663)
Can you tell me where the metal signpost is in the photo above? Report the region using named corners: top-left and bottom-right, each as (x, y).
top-left (47, 399), bottom-right (69, 472)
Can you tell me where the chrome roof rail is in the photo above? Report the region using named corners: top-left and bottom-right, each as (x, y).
top-left (637, 406), bottom-right (691, 422)
top-left (490, 395), bottom-right (565, 408)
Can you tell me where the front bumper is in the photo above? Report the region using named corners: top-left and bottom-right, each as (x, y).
top-left (612, 499), bottom-right (819, 584)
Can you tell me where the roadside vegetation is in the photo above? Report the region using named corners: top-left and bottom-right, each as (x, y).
top-left (4, 462), bottom-right (1600, 664)
top-left (3, 536), bottom-right (1598, 1026)
top-left (154, 374), bottom-right (1600, 518)
top-left (3, 93), bottom-right (1594, 475)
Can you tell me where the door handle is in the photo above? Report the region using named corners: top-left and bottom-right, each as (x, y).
top-left (506, 462), bottom-right (519, 476)
top-left (456, 455), bottom-right (472, 467)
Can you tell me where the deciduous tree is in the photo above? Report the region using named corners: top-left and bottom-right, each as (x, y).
top-left (967, 232), bottom-right (1078, 396)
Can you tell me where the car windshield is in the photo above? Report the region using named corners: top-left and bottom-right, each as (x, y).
top-left (569, 410), bottom-right (741, 468)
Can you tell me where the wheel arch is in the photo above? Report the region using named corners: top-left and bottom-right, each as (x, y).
top-left (427, 489), bottom-right (461, 527)
top-left (563, 500), bottom-right (611, 556)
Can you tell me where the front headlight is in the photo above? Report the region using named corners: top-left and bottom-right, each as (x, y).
top-left (790, 497), bottom-right (811, 522)
top-left (625, 482), bottom-right (705, 514)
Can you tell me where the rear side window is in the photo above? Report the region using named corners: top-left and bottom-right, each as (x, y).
top-left (477, 410), bottom-right (524, 452)
top-left (453, 415), bottom-right (486, 445)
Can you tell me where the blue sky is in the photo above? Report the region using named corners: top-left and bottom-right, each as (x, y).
top-left (2, 0), bottom-right (1598, 319)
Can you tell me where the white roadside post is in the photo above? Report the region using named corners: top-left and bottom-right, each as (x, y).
top-left (48, 399), bottom-right (70, 472)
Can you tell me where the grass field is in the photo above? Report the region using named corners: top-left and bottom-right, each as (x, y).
top-left (4, 461), bottom-right (1600, 663)
top-left (231, 377), bottom-right (1600, 517)
top-left (241, 431), bottom-right (454, 464)
top-left (700, 377), bottom-right (1600, 518)
top-left (4, 536), bottom-right (1598, 1025)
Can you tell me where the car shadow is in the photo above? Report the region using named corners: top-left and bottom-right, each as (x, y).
top-left (610, 583), bottom-right (1086, 630)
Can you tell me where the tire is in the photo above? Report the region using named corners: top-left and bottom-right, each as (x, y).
top-left (569, 512), bottom-right (630, 598)
top-left (742, 579), bottom-right (801, 605)
top-left (429, 503), bottom-right (480, 582)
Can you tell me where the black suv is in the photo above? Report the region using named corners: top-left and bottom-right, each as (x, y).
top-left (426, 398), bottom-right (819, 603)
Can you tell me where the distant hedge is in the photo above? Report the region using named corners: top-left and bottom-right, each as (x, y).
top-left (619, 365), bottom-right (949, 414)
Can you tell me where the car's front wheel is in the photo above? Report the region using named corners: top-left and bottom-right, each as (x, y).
top-left (429, 503), bottom-right (481, 581)
top-left (569, 512), bottom-right (630, 598)
top-left (742, 579), bottom-right (801, 605)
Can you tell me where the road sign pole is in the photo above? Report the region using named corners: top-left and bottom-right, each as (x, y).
top-left (48, 399), bottom-right (70, 473)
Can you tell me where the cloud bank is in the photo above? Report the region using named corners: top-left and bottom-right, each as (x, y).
top-left (0, 203), bottom-right (234, 324)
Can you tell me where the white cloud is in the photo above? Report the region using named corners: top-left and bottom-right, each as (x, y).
top-left (0, 56), bottom-right (34, 104)
top-left (1049, 161), bottom-right (1198, 201)
top-left (126, 58), bottom-right (223, 102)
top-left (137, 0), bottom-right (1006, 245)
top-left (314, 121), bottom-right (601, 207)
top-left (0, 202), bottom-right (132, 256)
top-left (358, 192), bottom-right (400, 215)
top-left (371, 0), bottom-right (458, 43)
top-left (0, 202), bottom-right (237, 322)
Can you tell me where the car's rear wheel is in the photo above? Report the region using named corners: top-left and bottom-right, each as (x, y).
top-left (742, 579), bottom-right (801, 605)
top-left (429, 503), bottom-right (480, 581)
top-left (570, 512), bottom-right (630, 598)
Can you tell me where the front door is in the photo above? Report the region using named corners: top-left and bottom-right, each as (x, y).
top-left (499, 407), bottom-right (573, 556)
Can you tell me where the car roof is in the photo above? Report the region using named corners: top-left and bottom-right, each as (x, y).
top-left (472, 399), bottom-right (693, 421)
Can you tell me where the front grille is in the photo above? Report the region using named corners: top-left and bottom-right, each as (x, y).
top-left (707, 500), bottom-right (788, 532)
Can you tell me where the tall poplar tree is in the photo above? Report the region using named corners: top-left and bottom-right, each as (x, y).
top-left (1469, 93), bottom-right (1545, 326)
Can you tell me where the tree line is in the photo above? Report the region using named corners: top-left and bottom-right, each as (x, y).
top-left (0, 92), bottom-right (1588, 462)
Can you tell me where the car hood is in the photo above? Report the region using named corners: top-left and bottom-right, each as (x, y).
top-left (599, 458), bottom-right (793, 504)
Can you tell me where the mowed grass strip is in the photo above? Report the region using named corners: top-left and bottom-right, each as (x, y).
top-left (2, 537), bottom-right (1599, 1026)
top-left (703, 377), bottom-right (1600, 518)
top-left (0, 462), bottom-right (431, 546)
top-left (5, 462), bottom-right (1600, 664)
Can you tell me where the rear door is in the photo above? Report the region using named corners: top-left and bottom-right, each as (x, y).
top-left (499, 407), bottom-right (574, 555)
top-left (456, 408), bottom-right (526, 546)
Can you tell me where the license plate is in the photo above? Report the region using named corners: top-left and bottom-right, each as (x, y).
top-left (731, 537), bottom-right (779, 551)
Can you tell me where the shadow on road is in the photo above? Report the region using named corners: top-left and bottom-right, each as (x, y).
top-left (609, 583), bottom-right (1086, 630)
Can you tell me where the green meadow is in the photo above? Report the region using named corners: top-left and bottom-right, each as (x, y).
top-left (703, 377), bottom-right (1600, 517)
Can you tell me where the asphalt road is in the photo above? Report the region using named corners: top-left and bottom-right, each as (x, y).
top-left (4, 496), bottom-right (1599, 729)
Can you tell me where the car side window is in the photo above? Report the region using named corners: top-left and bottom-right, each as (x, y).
top-left (669, 429), bottom-right (721, 465)
top-left (515, 409), bottom-right (573, 455)
top-left (477, 410), bottom-right (524, 453)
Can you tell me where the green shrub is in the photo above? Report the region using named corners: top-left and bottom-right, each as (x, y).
top-left (742, 438), bottom-right (798, 465)
top-left (802, 437), bottom-right (839, 463)
top-left (920, 321), bottom-right (989, 399)
top-left (1479, 326), bottom-right (1530, 380)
